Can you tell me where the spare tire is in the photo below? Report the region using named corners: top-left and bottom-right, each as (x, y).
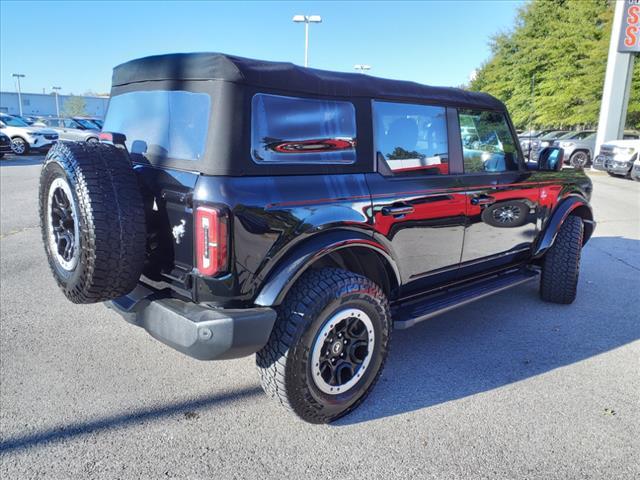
top-left (39, 141), bottom-right (146, 304)
top-left (480, 201), bottom-right (530, 228)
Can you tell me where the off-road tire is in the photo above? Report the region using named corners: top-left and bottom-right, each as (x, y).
top-left (540, 215), bottom-right (583, 304)
top-left (256, 268), bottom-right (391, 424)
top-left (39, 141), bottom-right (146, 304)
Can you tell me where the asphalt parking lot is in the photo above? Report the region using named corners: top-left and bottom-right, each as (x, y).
top-left (1, 153), bottom-right (638, 479)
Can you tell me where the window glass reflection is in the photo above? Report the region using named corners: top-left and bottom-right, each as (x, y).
top-left (373, 101), bottom-right (449, 175)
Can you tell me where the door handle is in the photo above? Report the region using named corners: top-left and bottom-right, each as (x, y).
top-left (470, 194), bottom-right (496, 206)
top-left (381, 204), bottom-right (415, 216)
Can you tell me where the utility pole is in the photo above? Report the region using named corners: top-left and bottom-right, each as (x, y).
top-left (292, 15), bottom-right (322, 67)
top-left (12, 74), bottom-right (25, 116)
top-left (52, 87), bottom-right (62, 117)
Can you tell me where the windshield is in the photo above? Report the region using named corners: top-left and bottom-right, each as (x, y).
top-left (558, 131), bottom-right (595, 140)
top-left (0, 115), bottom-right (29, 127)
top-left (74, 118), bottom-right (99, 129)
top-left (542, 131), bottom-right (567, 140)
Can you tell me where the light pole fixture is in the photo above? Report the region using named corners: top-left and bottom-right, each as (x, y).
top-left (52, 86), bottom-right (62, 117)
top-left (354, 64), bottom-right (371, 72)
top-left (12, 73), bottom-right (25, 116)
top-left (292, 14), bottom-right (322, 67)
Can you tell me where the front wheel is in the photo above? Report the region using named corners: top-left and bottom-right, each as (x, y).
top-left (256, 268), bottom-right (391, 424)
top-left (11, 137), bottom-right (29, 155)
top-left (540, 215), bottom-right (584, 304)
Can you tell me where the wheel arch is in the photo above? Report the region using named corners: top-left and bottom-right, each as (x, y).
top-left (254, 230), bottom-right (401, 307)
top-left (571, 148), bottom-right (591, 158)
top-left (533, 195), bottom-right (595, 258)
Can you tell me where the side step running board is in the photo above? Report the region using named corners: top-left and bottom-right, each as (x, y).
top-left (393, 268), bottom-right (539, 330)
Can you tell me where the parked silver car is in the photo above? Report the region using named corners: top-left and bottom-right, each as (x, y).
top-left (529, 130), bottom-right (570, 161)
top-left (553, 131), bottom-right (596, 168)
top-left (519, 129), bottom-right (557, 158)
top-left (42, 118), bottom-right (100, 143)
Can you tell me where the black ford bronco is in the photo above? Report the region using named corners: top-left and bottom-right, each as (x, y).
top-left (39, 53), bottom-right (595, 423)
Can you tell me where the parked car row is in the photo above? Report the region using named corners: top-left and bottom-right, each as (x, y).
top-left (0, 113), bottom-right (103, 156)
top-left (518, 129), bottom-right (640, 170)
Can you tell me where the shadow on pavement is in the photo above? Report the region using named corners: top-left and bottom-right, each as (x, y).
top-left (0, 386), bottom-right (263, 454)
top-left (0, 156), bottom-right (44, 167)
top-left (337, 237), bottom-right (640, 425)
top-left (1, 238), bottom-right (637, 443)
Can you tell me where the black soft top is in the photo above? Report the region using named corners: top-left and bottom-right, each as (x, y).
top-left (112, 52), bottom-right (504, 110)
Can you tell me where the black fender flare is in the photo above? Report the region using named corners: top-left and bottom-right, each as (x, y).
top-left (254, 229), bottom-right (401, 307)
top-left (533, 195), bottom-right (595, 258)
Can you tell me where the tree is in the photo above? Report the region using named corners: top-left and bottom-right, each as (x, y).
top-left (469, 0), bottom-right (640, 130)
top-left (61, 95), bottom-right (87, 117)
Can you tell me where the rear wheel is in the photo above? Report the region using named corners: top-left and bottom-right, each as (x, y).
top-left (540, 215), bottom-right (584, 304)
top-left (39, 141), bottom-right (146, 304)
top-left (256, 268), bottom-right (391, 424)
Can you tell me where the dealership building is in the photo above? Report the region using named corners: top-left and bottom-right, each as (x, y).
top-left (0, 91), bottom-right (109, 119)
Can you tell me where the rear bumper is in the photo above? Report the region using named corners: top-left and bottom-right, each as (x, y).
top-left (106, 284), bottom-right (277, 361)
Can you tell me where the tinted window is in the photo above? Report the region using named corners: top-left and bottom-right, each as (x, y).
top-left (103, 90), bottom-right (211, 161)
top-left (373, 101), bottom-right (449, 175)
top-left (572, 131), bottom-right (595, 140)
top-left (45, 119), bottom-right (61, 127)
top-left (251, 93), bottom-right (356, 164)
top-left (458, 110), bottom-right (520, 173)
top-left (63, 119), bottom-right (79, 129)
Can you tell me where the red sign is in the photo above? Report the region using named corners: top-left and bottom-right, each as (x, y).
top-left (619, 0), bottom-right (640, 53)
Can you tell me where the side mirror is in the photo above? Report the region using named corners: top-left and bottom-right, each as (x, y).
top-left (537, 146), bottom-right (564, 171)
top-left (0, 122), bottom-right (5, 129)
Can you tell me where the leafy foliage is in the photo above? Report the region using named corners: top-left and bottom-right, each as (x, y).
top-left (469, 0), bottom-right (639, 129)
top-left (61, 95), bottom-right (87, 117)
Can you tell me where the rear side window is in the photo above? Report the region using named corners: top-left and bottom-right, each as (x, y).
top-left (458, 109), bottom-right (520, 173)
top-left (103, 90), bottom-right (211, 161)
top-left (373, 101), bottom-right (449, 175)
top-left (251, 93), bottom-right (356, 164)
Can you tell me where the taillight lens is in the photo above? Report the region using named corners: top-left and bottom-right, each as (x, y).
top-left (195, 206), bottom-right (228, 276)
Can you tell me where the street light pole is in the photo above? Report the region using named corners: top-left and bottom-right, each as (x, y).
top-left (293, 15), bottom-right (322, 67)
top-left (12, 74), bottom-right (25, 116)
top-left (304, 21), bottom-right (309, 68)
top-left (52, 86), bottom-right (62, 117)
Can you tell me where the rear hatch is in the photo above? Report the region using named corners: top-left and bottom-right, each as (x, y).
top-left (101, 89), bottom-right (212, 291)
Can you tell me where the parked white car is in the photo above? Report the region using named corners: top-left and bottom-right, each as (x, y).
top-left (593, 139), bottom-right (640, 177)
top-left (0, 113), bottom-right (59, 155)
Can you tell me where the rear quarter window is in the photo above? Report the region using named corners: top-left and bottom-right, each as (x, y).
top-left (251, 93), bottom-right (357, 164)
top-left (102, 90), bottom-right (211, 162)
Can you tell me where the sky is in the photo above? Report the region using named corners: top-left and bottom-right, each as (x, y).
top-left (0, 0), bottom-right (523, 96)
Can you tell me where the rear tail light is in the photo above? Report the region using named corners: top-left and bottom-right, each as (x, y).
top-left (195, 206), bottom-right (228, 276)
top-left (99, 132), bottom-right (127, 147)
